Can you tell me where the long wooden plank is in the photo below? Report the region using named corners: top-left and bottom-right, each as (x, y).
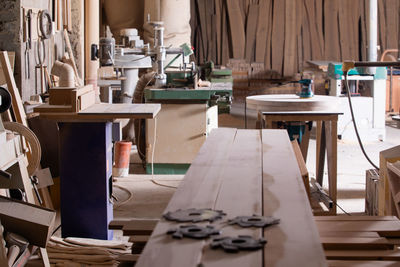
top-left (264, 0), bottom-right (273, 72)
top-left (385, 0), bottom-right (399, 51)
top-left (295, 0), bottom-right (303, 72)
top-left (315, 216), bottom-right (399, 221)
top-left (360, 0), bottom-right (367, 60)
top-left (304, 0), bottom-right (323, 60)
top-left (215, 0), bottom-right (222, 64)
top-left (328, 260), bottom-right (400, 267)
top-left (226, 0), bottom-right (245, 59)
top-left (338, 0), bottom-right (351, 61)
top-left (255, 0), bottom-right (268, 62)
top-left (221, 1), bottom-right (230, 65)
top-left (0, 51), bottom-right (27, 126)
top-left (262, 130), bottom-right (327, 267)
top-left (135, 128), bottom-right (237, 267)
top-left (245, 4), bottom-right (259, 63)
top-left (201, 130), bottom-right (263, 266)
top-left (271, 0), bottom-right (285, 76)
top-left (301, 0), bottom-right (312, 64)
top-left (283, 0), bottom-right (296, 77)
top-left (324, 0), bottom-right (341, 60)
top-left (325, 250), bottom-right (400, 260)
top-left (316, 220), bottom-right (400, 237)
top-left (319, 231), bottom-right (381, 238)
top-left (315, 0), bottom-right (325, 59)
top-left (321, 237), bottom-right (393, 250)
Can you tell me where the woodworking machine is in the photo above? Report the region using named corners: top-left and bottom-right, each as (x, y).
top-left (93, 20), bottom-right (232, 174)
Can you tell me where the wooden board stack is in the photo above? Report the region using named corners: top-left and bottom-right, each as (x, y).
top-left (316, 216), bottom-right (400, 266)
top-left (190, 0), bottom-right (399, 80)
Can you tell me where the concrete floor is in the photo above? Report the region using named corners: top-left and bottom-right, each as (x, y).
top-left (113, 101), bottom-right (400, 222)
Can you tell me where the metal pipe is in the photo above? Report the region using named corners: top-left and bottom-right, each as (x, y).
top-left (368, 0), bottom-right (378, 62)
top-left (154, 26), bottom-right (166, 87)
top-left (354, 61), bottom-right (400, 67)
top-left (368, 0), bottom-right (378, 74)
top-left (121, 68), bottom-right (139, 103)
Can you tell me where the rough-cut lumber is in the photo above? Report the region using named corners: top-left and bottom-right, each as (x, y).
top-left (255, 0), bottom-right (268, 62)
top-left (324, 0), bottom-right (341, 60)
top-left (245, 4), bottom-right (259, 63)
top-left (271, 0), bottom-right (285, 75)
top-left (283, 0), bottom-right (296, 77)
top-left (226, 0), bottom-right (245, 58)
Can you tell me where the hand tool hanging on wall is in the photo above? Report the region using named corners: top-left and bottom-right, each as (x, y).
top-left (35, 9), bottom-right (53, 94)
top-left (24, 9), bottom-right (32, 79)
top-left (35, 39), bottom-right (47, 94)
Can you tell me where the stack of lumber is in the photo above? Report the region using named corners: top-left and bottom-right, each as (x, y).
top-left (316, 216), bottom-right (400, 266)
top-left (108, 219), bottom-right (158, 265)
top-left (45, 236), bottom-right (132, 266)
top-left (190, 0), bottom-right (399, 80)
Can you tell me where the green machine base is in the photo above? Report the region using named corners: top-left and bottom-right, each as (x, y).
top-left (146, 163), bottom-right (191, 175)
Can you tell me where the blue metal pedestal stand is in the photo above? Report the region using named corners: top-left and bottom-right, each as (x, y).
top-left (58, 122), bottom-right (113, 240)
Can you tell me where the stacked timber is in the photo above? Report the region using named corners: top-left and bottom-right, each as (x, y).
top-left (316, 216), bottom-right (400, 266)
top-left (190, 0), bottom-right (399, 81)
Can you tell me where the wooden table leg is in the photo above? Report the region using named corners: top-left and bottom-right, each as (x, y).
top-left (316, 121), bottom-right (326, 186)
top-left (325, 120), bottom-right (338, 215)
top-left (300, 122), bottom-right (311, 161)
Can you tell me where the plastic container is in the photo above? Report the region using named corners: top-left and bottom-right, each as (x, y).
top-left (113, 141), bottom-right (132, 177)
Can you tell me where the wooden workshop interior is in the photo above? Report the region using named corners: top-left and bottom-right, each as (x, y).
top-left (1, 0), bottom-right (400, 266)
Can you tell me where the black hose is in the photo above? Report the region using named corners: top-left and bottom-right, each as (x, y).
top-left (343, 72), bottom-right (379, 170)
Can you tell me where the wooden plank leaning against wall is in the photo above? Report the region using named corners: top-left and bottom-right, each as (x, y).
top-left (190, 0), bottom-right (399, 78)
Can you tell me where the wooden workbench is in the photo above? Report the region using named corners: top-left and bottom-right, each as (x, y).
top-left (135, 128), bottom-right (327, 267)
top-left (246, 95), bottom-right (342, 215)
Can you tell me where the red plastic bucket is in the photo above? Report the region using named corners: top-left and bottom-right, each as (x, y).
top-left (113, 141), bottom-right (132, 177)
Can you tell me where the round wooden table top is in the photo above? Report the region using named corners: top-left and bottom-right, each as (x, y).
top-left (246, 94), bottom-right (340, 112)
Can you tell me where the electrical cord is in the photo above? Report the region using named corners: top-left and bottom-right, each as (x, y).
top-left (150, 117), bottom-right (178, 189)
top-left (51, 224), bottom-right (62, 236)
top-left (343, 72), bottom-right (379, 170)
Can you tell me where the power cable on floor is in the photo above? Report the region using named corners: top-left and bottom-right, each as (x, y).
top-left (343, 72), bottom-right (380, 170)
top-left (112, 184), bottom-right (134, 208)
